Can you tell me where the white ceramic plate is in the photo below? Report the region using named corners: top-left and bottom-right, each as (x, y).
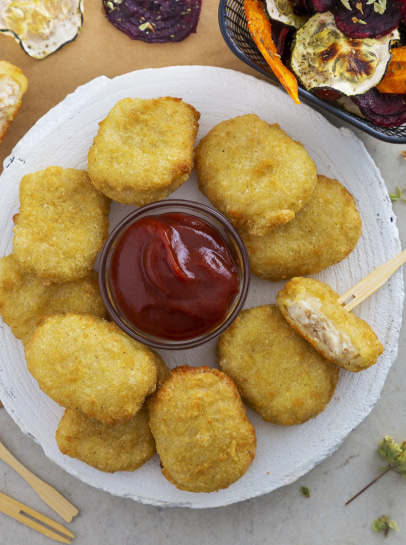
top-left (0, 66), bottom-right (403, 508)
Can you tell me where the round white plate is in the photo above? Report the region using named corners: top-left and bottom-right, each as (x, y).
top-left (0, 66), bottom-right (403, 508)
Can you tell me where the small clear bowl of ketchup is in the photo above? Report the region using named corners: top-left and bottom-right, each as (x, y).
top-left (99, 199), bottom-right (250, 350)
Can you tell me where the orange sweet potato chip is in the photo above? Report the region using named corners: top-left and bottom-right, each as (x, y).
top-left (244, 0), bottom-right (300, 104)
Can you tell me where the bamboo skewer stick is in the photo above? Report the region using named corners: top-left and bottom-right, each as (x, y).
top-left (0, 491), bottom-right (74, 543)
top-left (337, 249), bottom-right (406, 312)
top-left (0, 440), bottom-right (78, 523)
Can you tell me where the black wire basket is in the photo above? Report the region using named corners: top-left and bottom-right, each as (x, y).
top-left (218, 0), bottom-right (406, 144)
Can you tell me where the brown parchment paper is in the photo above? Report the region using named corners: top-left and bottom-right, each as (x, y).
top-left (0, 0), bottom-right (262, 171)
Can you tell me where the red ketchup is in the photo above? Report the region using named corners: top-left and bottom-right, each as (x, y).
top-left (110, 212), bottom-right (240, 340)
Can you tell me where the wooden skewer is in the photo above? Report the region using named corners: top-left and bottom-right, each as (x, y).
top-left (0, 491), bottom-right (74, 543)
top-left (0, 440), bottom-right (78, 523)
top-left (337, 248), bottom-right (406, 311)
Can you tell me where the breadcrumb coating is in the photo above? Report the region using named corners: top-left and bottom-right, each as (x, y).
top-left (87, 97), bottom-right (200, 205)
top-left (240, 175), bottom-right (362, 281)
top-left (56, 407), bottom-right (156, 473)
top-left (12, 166), bottom-right (110, 283)
top-left (0, 254), bottom-right (107, 344)
top-left (148, 366), bottom-right (256, 493)
top-left (26, 313), bottom-right (159, 425)
top-left (217, 305), bottom-right (339, 426)
top-left (195, 114), bottom-right (317, 236)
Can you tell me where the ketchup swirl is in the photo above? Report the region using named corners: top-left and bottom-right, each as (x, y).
top-left (110, 212), bottom-right (240, 340)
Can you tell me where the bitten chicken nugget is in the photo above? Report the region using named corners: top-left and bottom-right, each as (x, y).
top-left (12, 167), bottom-right (110, 284)
top-left (148, 366), bottom-right (256, 493)
top-left (217, 305), bottom-right (339, 426)
top-left (240, 175), bottom-right (362, 281)
top-left (277, 277), bottom-right (383, 372)
top-left (56, 407), bottom-right (156, 473)
top-left (194, 115), bottom-right (318, 236)
top-left (25, 314), bottom-right (158, 425)
top-left (87, 97), bottom-right (200, 205)
top-left (0, 254), bottom-right (107, 344)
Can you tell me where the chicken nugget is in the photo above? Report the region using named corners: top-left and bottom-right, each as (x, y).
top-left (12, 167), bottom-right (110, 284)
top-left (148, 366), bottom-right (256, 493)
top-left (240, 175), bottom-right (362, 281)
top-left (217, 305), bottom-right (339, 426)
top-left (56, 407), bottom-right (156, 473)
top-left (277, 277), bottom-right (383, 372)
top-left (195, 115), bottom-right (318, 236)
top-left (87, 97), bottom-right (200, 205)
top-left (0, 254), bottom-right (107, 344)
top-left (144, 351), bottom-right (169, 412)
top-left (151, 351), bottom-right (170, 383)
top-left (25, 314), bottom-right (158, 425)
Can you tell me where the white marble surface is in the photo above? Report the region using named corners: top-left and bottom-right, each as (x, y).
top-left (1, 107), bottom-right (406, 544)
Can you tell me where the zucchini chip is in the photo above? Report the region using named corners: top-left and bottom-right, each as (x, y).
top-left (265, 0), bottom-right (309, 29)
top-left (291, 11), bottom-right (398, 95)
top-left (0, 0), bottom-right (84, 60)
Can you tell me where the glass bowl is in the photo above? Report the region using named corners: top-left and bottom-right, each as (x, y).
top-left (99, 199), bottom-right (250, 350)
top-left (218, 0), bottom-right (406, 144)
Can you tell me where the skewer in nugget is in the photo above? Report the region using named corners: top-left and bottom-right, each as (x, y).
top-left (277, 249), bottom-right (406, 373)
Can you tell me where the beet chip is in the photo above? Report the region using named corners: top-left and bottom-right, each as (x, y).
top-left (334, 0), bottom-right (403, 39)
top-left (103, 0), bottom-right (202, 43)
top-left (350, 87), bottom-right (406, 127)
top-left (311, 0), bottom-right (337, 12)
top-left (271, 22), bottom-right (295, 64)
top-left (290, 0), bottom-right (315, 17)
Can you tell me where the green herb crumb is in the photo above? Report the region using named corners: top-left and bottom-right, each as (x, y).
top-left (372, 515), bottom-right (399, 537)
top-left (300, 486), bottom-right (310, 498)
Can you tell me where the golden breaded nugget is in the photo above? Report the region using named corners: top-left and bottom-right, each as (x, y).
top-left (240, 175), bottom-right (362, 281)
top-left (217, 305), bottom-right (339, 426)
top-left (0, 254), bottom-right (107, 344)
top-left (151, 351), bottom-right (169, 383)
top-left (25, 314), bottom-right (158, 425)
top-left (56, 407), bottom-right (156, 473)
top-left (144, 351), bottom-right (169, 412)
top-left (195, 115), bottom-right (318, 236)
top-left (87, 97), bottom-right (200, 205)
top-left (148, 366), bottom-right (256, 493)
top-left (0, 61), bottom-right (28, 143)
top-left (12, 167), bottom-right (110, 284)
top-left (277, 277), bottom-right (383, 372)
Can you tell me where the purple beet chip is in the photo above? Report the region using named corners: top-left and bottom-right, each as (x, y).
top-left (271, 21), bottom-right (295, 64)
top-left (334, 0), bottom-right (403, 39)
top-left (290, 0), bottom-right (316, 17)
top-left (350, 88), bottom-right (406, 127)
top-left (103, 0), bottom-right (202, 43)
top-left (311, 0), bottom-right (337, 13)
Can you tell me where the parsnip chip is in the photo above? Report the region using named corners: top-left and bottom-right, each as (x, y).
top-left (0, 60), bottom-right (27, 142)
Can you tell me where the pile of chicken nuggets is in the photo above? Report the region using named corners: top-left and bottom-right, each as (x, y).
top-left (0, 96), bottom-right (384, 494)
